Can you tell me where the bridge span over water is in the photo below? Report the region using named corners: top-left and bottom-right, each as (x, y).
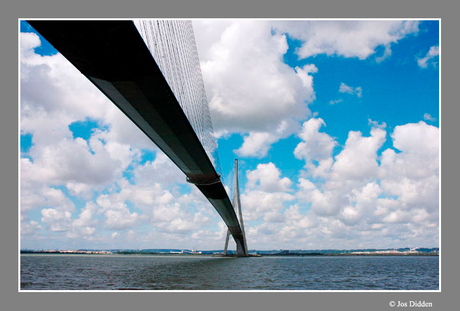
top-left (28, 20), bottom-right (249, 256)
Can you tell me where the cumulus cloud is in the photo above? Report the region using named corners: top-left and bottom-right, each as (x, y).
top-left (104, 208), bottom-right (145, 230)
top-left (20, 184), bottom-right (76, 236)
top-left (23, 137), bottom-right (137, 187)
top-left (339, 82), bottom-right (362, 98)
top-left (423, 113), bottom-right (436, 122)
top-left (242, 191), bottom-right (295, 221)
top-left (284, 205), bottom-right (317, 229)
top-left (20, 23), bottom-right (438, 251)
top-left (72, 202), bottom-right (98, 229)
top-left (94, 194), bottom-right (147, 231)
top-left (235, 119), bottom-right (301, 158)
top-left (235, 132), bottom-right (278, 159)
top-left (41, 208), bottom-right (73, 232)
top-left (193, 20), bottom-right (420, 159)
top-left (132, 152), bottom-right (184, 186)
top-left (241, 162), bottom-right (295, 222)
top-left (246, 162), bottom-right (292, 192)
top-left (80, 150), bottom-right (224, 238)
top-left (417, 46), bottom-right (439, 68)
top-left (274, 20), bottom-right (420, 60)
top-left (20, 30), bottom-right (206, 247)
top-left (194, 20), bottom-right (317, 157)
top-left (60, 202), bottom-right (100, 240)
top-left (289, 120), bottom-right (439, 248)
top-left (294, 118), bottom-right (336, 178)
top-left (368, 119), bottom-right (387, 129)
top-left (379, 122), bottom-right (439, 213)
top-left (21, 220), bottom-right (44, 235)
top-left (19, 31), bottom-right (156, 225)
top-left (21, 33), bottom-right (108, 122)
top-left (21, 32), bottom-right (155, 150)
top-left (331, 127), bottom-right (387, 181)
top-left (329, 99), bottom-right (343, 105)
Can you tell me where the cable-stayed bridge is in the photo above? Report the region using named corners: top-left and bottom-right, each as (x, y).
top-left (27, 20), bottom-right (249, 256)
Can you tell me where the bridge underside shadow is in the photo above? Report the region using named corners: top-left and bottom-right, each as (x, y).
top-left (28, 20), bottom-right (248, 256)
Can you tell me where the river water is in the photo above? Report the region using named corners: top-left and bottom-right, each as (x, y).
top-left (20, 254), bottom-right (439, 290)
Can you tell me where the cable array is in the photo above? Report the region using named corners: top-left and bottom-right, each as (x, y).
top-left (134, 20), bottom-right (223, 178)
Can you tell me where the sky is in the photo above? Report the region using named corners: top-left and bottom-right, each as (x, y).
top-left (20, 19), bottom-right (440, 251)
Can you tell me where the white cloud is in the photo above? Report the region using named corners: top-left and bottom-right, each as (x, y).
top-left (195, 20), bottom-right (313, 131)
top-left (152, 204), bottom-right (183, 223)
top-left (80, 152), bottom-right (224, 238)
top-left (242, 190), bottom-right (295, 221)
top-left (291, 119), bottom-right (438, 247)
top-left (64, 202), bottom-right (99, 239)
top-left (329, 99), bottom-right (343, 105)
top-left (21, 220), bottom-right (43, 235)
top-left (423, 113), bottom-right (436, 122)
top-left (65, 182), bottom-right (94, 200)
top-left (418, 46), bottom-right (439, 68)
top-left (41, 208), bottom-right (73, 232)
top-left (21, 33), bottom-right (111, 123)
top-left (246, 162), bottom-right (292, 192)
top-left (20, 32), bottom-right (41, 57)
top-left (383, 210), bottom-right (412, 224)
top-left (72, 202), bottom-right (98, 228)
top-left (331, 128), bottom-right (386, 181)
top-left (284, 205), bottom-right (317, 229)
top-left (133, 152), bottom-right (184, 186)
top-left (338, 182), bottom-right (382, 225)
top-left (20, 184), bottom-right (75, 222)
top-left (263, 211), bottom-right (285, 223)
top-left (235, 119), bottom-right (301, 158)
top-left (194, 21), bottom-right (420, 159)
top-left (241, 163), bottom-right (295, 221)
top-left (104, 207), bottom-right (145, 230)
top-left (311, 190), bottom-right (343, 216)
top-left (339, 82), bottom-right (362, 98)
top-left (157, 218), bottom-right (196, 233)
top-left (383, 121), bottom-right (439, 179)
top-left (193, 20), bottom-right (317, 157)
top-left (20, 31), bottom-right (154, 188)
top-left (20, 30), bottom-right (168, 244)
top-left (20, 24), bottom-right (438, 251)
top-left (20, 31), bottom-right (174, 246)
top-left (194, 20), bottom-right (419, 159)
top-left (380, 122), bottom-right (439, 213)
top-left (235, 132), bottom-right (278, 159)
top-left (23, 137), bottom-right (135, 187)
top-left (294, 118), bottom-right (336, 178)
top-left (368, 118), bottom-right (387, 129)
top-left (275, 20), bottom-right (420, 60)
top-left (20, 33), bottom-right (153, 153)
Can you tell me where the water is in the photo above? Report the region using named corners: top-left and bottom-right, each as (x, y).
top-left (20, 254), bottom-right (439, 290)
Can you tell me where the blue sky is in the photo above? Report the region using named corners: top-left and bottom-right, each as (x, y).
top-left (20, 20), bottom-right (439, 251)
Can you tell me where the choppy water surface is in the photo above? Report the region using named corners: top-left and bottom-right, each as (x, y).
top-left (21, 254), bottom-right (438, 290)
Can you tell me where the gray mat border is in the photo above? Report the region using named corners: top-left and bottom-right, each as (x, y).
top-left (2, 1), bottom-right (457, 311)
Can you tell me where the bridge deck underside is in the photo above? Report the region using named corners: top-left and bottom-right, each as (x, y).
top-left (28, 20), bottom-right (247, 255)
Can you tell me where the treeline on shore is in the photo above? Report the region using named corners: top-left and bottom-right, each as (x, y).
top-left (21, 250), bottom-right (438, 256)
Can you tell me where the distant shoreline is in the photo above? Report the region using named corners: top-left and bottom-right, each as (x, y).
top-left (20, 250), bottom-right (439, 256)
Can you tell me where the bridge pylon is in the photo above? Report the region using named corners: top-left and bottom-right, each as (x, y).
top-left (223, 159), bottom-right (249, 257)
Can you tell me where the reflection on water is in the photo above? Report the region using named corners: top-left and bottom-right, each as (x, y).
top-left (21, 254), bottom-right (439, 290)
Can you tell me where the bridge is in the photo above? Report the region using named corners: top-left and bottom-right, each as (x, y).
top-left (27, 20), bottom-right (249, 256)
